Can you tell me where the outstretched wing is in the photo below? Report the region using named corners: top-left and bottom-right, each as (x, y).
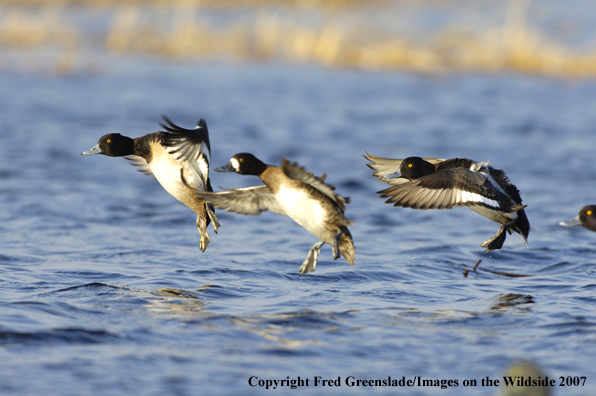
top-left (189, 186), bottom-right (287, 216)
top-left (364, 152), bottom-right (444, 186)
top-left (160, 115), bottom-right (211, 191)
top-left (378, 167), bottom-right (518, 212)
top-left (125, 155), bottom-right (153, 176)
top-left (281, 158), bottom-right (350, 211)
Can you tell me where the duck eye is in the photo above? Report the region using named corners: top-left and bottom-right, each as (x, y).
top-left (408, 163), bottom-right (413, 168)
top-left (239, 158), bottom-right (244, 163)
top-left (106, 139), bottom-right (111, 144)
top-left (587, 210), bottom-right (593, 216)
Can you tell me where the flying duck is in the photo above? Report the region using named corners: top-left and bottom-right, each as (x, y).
top-left (559, 205), bottom-right (596, 232)
top-left (183, 153), bottom-right (355, 274)
top-left (82, 115), bottom-right (220, 251)
top-left (364, 153), bottom-right (530, 252)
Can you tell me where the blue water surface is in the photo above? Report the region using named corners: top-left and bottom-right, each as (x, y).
top-left (0, 59), bottom-right (595, 395)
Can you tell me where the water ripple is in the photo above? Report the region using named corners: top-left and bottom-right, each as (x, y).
top-left (1, 61), bottom-right (596, 395)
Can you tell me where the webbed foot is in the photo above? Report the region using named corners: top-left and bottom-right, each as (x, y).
top-left (299, 241), bottom-right (325, 275)
top-left (481, 222), bottom-right (513, 253)
top-left (196, 215), bottom-right (210, 252)
top-left (206, 204), bottom-right (220, 233)
top-left (331, 229), bottom-right (344, 260)
top-left (199, 232), bottom-right (211, 252)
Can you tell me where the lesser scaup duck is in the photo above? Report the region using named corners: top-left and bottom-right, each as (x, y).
top-left (364, 153), bottom-right (530, 253)
top-left (82, 115), bottom-right (220, 251)
top-left (559, 205), bottom-right (596, 232)
top-left (183, 153), bottom-right (355, 274)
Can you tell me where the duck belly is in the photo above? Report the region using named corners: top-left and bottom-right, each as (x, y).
top-left (276, 187), bottom-right (334, 241)
top-left (149, 153), bottom-right (204, 212)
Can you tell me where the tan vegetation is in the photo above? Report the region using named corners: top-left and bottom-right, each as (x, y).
top-left (1, 0), bottom-right (595, 77)
top-left (0, 0), bottom-right (378, 6)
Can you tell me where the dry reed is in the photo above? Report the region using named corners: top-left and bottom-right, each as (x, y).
top-left (1, 0), bottom-right (595, 78)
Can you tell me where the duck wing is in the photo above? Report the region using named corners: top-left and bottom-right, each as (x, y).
top-left (378, 167), bottom-right (518, 212)
top-left (188, 185), bottom-right (287, 216)
top-left (487, 167), bottom-right (524, 204)
top-left (364, 152), bottom-right (444, 186)
top-left (159, 115), bottom-right (212, 191)
top-left (125, 155), bottom-right (153, 176)
top-left (281, 158), bottom-right (350, 211)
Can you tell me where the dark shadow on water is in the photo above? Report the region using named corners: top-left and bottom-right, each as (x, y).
top-left (0, 328), bottom-right (120, 346)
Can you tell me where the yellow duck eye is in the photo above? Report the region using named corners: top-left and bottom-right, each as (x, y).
top-left (106, 139), bottom-right (111, 144)
top-left (408, 163), bottom-right (413, 168)
top-left (587, 210), bottom-right (593, 216)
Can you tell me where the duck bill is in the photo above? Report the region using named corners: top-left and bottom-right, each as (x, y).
top-left (81, 143), bottom-right (103, 156)
top-left (215, 162), bottom-right (236, 173)
top-left (559, 215), bottom-right (581, 227)
top-left (382, 170), bottom-right (403, 179)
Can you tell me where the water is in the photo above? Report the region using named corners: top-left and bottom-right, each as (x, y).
top-left (1, 59), bottom-right (596, 395)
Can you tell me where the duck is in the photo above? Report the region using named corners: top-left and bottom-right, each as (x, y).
top-left (182, 153), bottom-right (355, 274)
top-left (364, 153), bottom-right (530, 253)
top-left (81, 115), bottom-right (220, 252)
top-left (559, 205), bottom-right (596, 232)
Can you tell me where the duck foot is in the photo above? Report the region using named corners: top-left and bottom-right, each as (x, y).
top-left (481, 222), bottom-right (513, 253)
top-left (299, 241), bottom-right (325, 275)
top-left (180, 169), bottom-right (220, 235)
top-left (206, 204), bottom-right (220, 233)
top-left (199, 233), bottom-right (210, 252)
top-left (331, 230), bottom-right (344, 261)
top-left (196, 215), bottom-right (210, 252)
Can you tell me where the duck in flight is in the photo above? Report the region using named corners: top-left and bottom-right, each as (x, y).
top-left (183, 153), bottom-right (355, 274)
top-left (365, 153), bottom-right (529, 253)
top-left (82, 115), bottom-right (219, 251)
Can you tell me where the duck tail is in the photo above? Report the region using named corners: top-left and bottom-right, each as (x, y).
top-left (510, 204), bottom-right (527, 213)
top-left (513, 207), bottom-right (530, 246)
top-left (339, 227), bottom-right (356, 265)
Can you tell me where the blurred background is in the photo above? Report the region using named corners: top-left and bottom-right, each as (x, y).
top-left (2, 0), bottom-right (596, 78)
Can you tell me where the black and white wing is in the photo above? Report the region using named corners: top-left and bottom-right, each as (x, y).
top-left (160, 115), bottom-right (211, 191)
top-left (281, 158), bottom-right (350, 211)
top-left (190, 186), bottom-right (287, 216)
top-left (378, 167), bottom-right (518, 212)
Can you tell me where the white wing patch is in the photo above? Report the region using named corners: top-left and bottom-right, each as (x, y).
top-left (458, 189), bottom-right (500, 209)
top-left (197, 152), bottom-right (210, 183)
